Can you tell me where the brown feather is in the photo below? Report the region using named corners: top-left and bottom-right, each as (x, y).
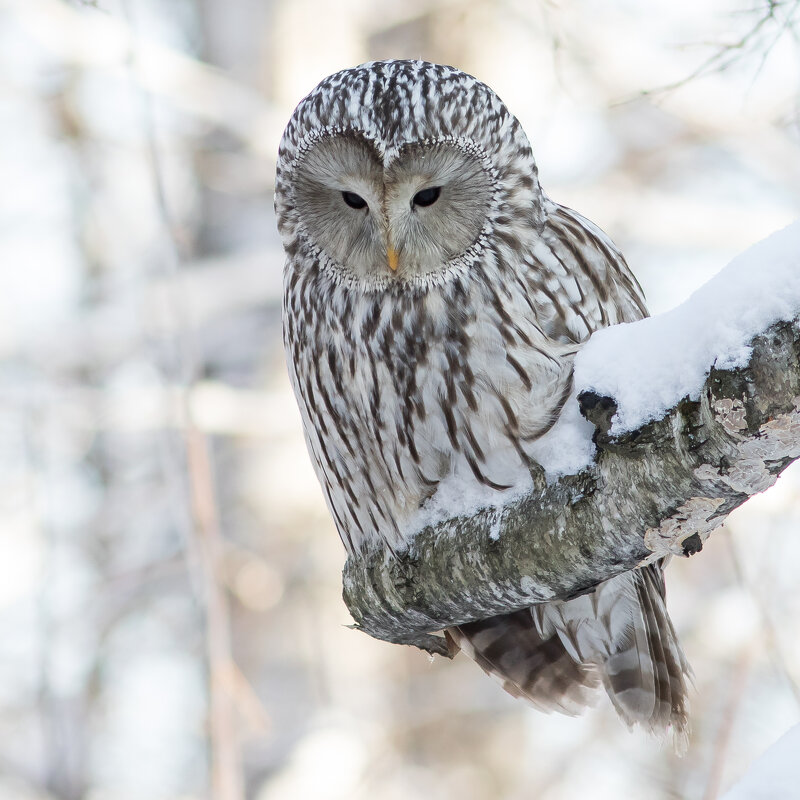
top-left (448, 609), bottom-right (600, 716)
top-left (453, 563), bottom-right (691, 750)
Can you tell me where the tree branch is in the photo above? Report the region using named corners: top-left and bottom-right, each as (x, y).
top-left (342, 314), bottom-right (800, 657)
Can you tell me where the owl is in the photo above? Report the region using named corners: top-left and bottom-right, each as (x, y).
top-left (276, 60), bottom-right (690, 742)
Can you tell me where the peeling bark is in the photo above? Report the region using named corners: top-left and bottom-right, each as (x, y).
top-left (341, 317), bottom-right (800, 656)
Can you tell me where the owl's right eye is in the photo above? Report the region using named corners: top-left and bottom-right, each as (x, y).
top-left (341, 191), bottom-right (367, 210)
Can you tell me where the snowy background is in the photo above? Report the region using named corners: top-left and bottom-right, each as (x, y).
top-left (2, 0), bottom-right (800, 798)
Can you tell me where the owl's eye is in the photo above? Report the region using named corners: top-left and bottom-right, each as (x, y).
top-left (342, 191), bottom-right (367, 210)
top-left (412, 186), bottom-right (441, 207)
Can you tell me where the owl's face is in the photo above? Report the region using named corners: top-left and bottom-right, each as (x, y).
top-left (292, 132), bottom-right (495, 280)
top-left (276, 61), bottom-right (546, 289)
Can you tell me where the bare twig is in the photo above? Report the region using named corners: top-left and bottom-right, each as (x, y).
top-left (185, 427), bottom-right (243, 800)
top-left (122, 3), bottom-right (244, 797)
top-left (635, 0), bottom-right (800, 99)
top-left (725, 533), bottom-right (800, 709)
top-left (702, 646), bottom-right (754, 800)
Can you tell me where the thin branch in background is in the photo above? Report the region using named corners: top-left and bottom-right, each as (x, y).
top-left (629, 0), bottom-right (800, 100)
top-left (120, 2), bottom-right (245, 798)
top-left (701, 646), bottom-right (754, 800)
top-left (24, 401), bottom-right (80, 800)
top-left (185, 427), bottom-right (243, 800)
top-left (725, 532), bottom-right (800, 709)
top-left (746, 1), bottom-right (800, 91)
top-left (144, 122), bottom-right (246, 800)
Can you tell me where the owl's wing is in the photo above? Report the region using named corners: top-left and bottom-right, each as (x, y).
top-left (528, 202), bottom-right (649, 346)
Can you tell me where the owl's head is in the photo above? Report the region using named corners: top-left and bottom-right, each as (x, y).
top-left (275, 60), bottom-right (543, 286)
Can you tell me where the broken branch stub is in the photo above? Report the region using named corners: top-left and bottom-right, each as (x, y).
top-left (342, 318), bottom-right (800, 655)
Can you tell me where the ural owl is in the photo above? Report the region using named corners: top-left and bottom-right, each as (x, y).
top-left (276, 60), bottom-right (690, 741)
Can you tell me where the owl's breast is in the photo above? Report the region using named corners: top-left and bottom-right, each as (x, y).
top-left (285, 261), bottom-right (575, 554)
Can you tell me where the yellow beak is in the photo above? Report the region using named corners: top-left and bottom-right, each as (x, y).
top-left (387, 246), bottom-right (399, 272)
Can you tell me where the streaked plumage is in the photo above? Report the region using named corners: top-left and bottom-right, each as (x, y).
top-left (276, 60), bottom-right (690, 744)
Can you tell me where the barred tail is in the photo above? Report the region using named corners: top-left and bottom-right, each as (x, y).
top-left (448, 562), bottom-right (691, 750)
top-left (447, 608), bottom-right (601, 716)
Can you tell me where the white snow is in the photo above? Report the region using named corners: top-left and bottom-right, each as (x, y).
top-left (721, 724), bottom-right (800, 800)
top-left (532, 220), bottom-right (800, 480)
top-left (577, 220), bottom-right (800, 436)
top-left (526, 383), bottom-right (598, 478)
top-left (409, 465), bottom-right (533, 538)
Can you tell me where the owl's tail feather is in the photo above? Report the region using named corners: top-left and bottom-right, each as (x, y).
top-left (449, 563), bottom-right (691, 751)
top-left (596, 564), bottom-right (691, 750)
top-left (446, 609), bottom-right (601, 716)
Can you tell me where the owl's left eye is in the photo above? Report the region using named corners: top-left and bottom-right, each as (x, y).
top-left (412, 186), bottom-right (441, 207)
top-left (342, 191), bottom-right (367, 210)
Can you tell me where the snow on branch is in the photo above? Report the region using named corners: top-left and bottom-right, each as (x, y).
top-left (342, 222), bottom-right (800, 657)
top-left (721, 724), bottom-right (800, 800)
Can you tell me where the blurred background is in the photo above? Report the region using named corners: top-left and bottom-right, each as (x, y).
top-left (2, 0), bottom-right (800, 798)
